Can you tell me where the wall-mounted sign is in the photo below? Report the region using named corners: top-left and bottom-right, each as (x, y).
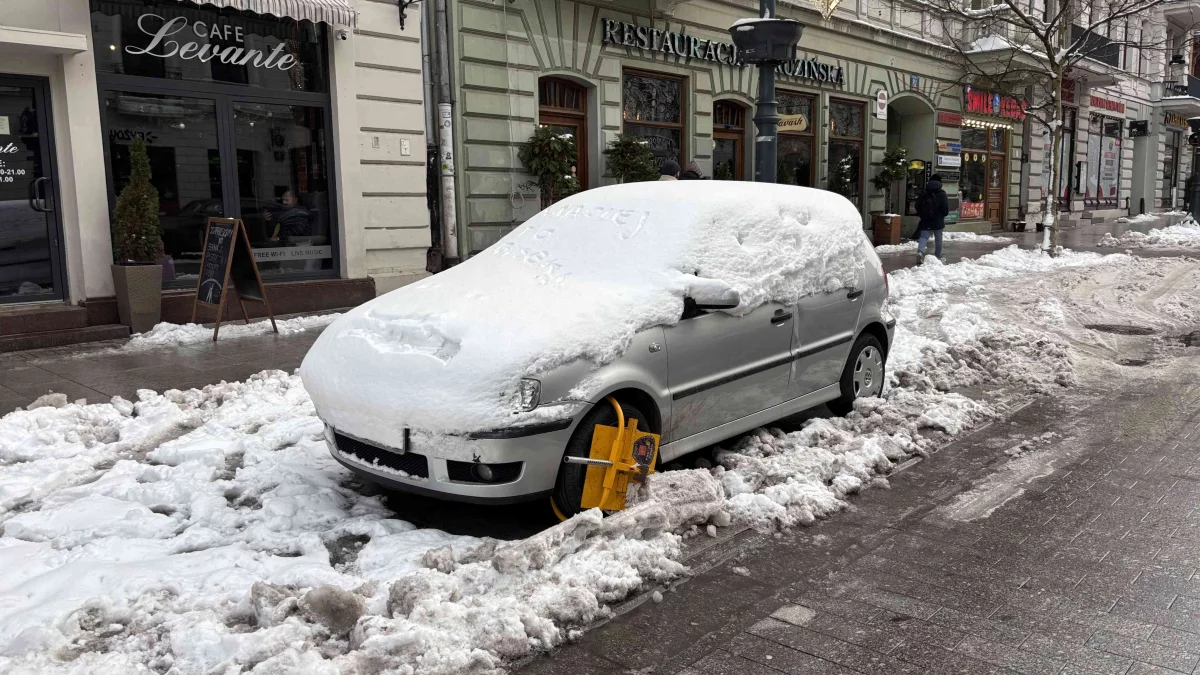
top-left (964, 86), bottom-right (1026, 120)
top-left (909, 74), bottom-right (919, 90)
top-left (127, 13), bottom-right (299, 71)
top-left (1165, 111), bottom-right (1189, 127)
top-left (1128, 120), bottom-right (1149, 137)
top-left (936, 140), bottom-right (963, 153)
top-left (1089, 95), bottom-right (1125, 114)
top-left (778, 113), bottom-right (809, 131)
top-left (936, 154), bottom-right (962, 168)
top-left (876, 90), bottom-right (888, 119)
top-left (937, 112), bottom-right (963, 126)
top-left (601, 19), bottom-right (845, 85)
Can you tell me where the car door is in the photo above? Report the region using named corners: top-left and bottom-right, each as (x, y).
top-left (788, 267), bottom-right (866, 399)
top-left (663, 301), bottom-right (795, 443)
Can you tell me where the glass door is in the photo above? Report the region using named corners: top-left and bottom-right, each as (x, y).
top-left (0, 76), bottom-right (64, 302)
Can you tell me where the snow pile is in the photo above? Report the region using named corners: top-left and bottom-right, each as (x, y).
top-left (874, 231), bottom-right (1007, 254)
top-left (125, 312), bottom-right (342, 349)
top-left (303, 182), bottom-right (870, 439)
top-left (1116, 213), bottom-right (1166, 224)
top-left (0, 374), bottom-right (725, 674)
top-left (1099, 217), bottom-right (1200, 248)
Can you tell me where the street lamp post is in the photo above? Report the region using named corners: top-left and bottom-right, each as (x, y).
top-left (729, 8), bottom-right (804, 184)
top-left (1189, 118), bottom-right (1200, 221)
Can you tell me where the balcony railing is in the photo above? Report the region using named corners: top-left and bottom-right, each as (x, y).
top-left (1166, 73), bottom-right (1200, 98)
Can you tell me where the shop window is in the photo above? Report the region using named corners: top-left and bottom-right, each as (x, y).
top-left (1057, 108), bottom-right (1077, 210)
top-left (1163, 130), bottom-right (1181, 209)
top-left (622, 71), bottom-right (685, 167)
top-left (1085, 114), bottom-right (1121, 209)
top-left (97, 0), bottom-right (336, 285)
top-left (776, 91), bottom-right (815, 187)
top-left (538, 77), bottom-right (588, 190)
top-left (827, 99), bottom-right (864, 207)
top-left (712, 100), bottom-right (746, 181)
top-left (959, 122), bottom-right (1008, 225)
top-left (91, 0), bottom-right (329, 93)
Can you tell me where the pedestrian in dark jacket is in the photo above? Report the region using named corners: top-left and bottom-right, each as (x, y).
top-left (680, 160), bottom-right (704, 180)
top-left (915, 174), bottom-right (950, 263)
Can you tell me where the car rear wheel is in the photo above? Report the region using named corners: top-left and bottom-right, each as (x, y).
top-left (550, 400), bottom-right (649, 520)
top-left (827, 334), bottom-right (885, 416)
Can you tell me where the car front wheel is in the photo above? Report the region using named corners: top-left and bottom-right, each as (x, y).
top-left (827, 334), bottom-right (885, 416)
top-left (550, 400), bottom-right (648, 521)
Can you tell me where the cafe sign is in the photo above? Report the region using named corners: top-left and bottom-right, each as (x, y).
top-left (964, 86), bottom-right (1026, 120)
top-left (126, 13), bottom-right (299, 71)
top-left (1165, 111), bottom-right (1189, 127)
top-left (601, 19), bottom-right (845, 86)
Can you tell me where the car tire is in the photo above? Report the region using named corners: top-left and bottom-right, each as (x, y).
top-left (551, 400), bottom-right (648, 520)
top-left (827, 334), bottom-right (886, 417)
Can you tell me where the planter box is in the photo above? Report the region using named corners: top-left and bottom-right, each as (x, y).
top-left (112, 263), bottom-right (163, 334)
top-left (872, 214), bottom-right (902, 246)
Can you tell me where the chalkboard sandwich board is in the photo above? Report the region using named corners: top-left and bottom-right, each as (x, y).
top-left (192, 217), bottom-right (278, 341)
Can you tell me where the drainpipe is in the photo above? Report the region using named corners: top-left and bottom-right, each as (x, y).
top-left (420, 4), bottom-right (442, 268)
top-left (434, 0), bottom-right (460, 264)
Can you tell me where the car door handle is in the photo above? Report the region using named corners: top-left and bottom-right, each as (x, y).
top-left (847, 289), bottom-right (864, 300)
top-left (771, 310), bottom-right (793, 324)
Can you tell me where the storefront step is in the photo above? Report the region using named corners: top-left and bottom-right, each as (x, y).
top-left (0, 325), bottom-right (130, 354)
top-left (0, 305), bottom-right (88, 337)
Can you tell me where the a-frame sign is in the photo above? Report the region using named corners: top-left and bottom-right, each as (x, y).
top-left (192, 217), bottom-right (278, 341)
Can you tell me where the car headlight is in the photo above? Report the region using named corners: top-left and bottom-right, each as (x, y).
top-left (517, 378), bottom-right (541, 412)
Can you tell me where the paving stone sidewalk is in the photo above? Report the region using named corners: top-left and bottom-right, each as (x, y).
top-left (520, 363), bottom-right (1200, 674)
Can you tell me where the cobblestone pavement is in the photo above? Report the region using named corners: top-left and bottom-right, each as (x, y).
top-left (518, 361), bottom-right (1200, 675)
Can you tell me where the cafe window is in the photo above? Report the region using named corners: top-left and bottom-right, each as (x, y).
top-left (1163, 129), bottom-right (1182, 208)
top-left (1085, 114), bottom-right (1121, 209)
top-left (94, 0), bottom-right (336, 285)
top-left (959, 121), bottom-right (1008, 224)
top-left (776, 91), bottom-right (815, 188)
top-left (712, 100), bottom-right (746, 181)
top-left (827, 98), bottom-right (864, 207)
top-left (622, 70), bottom-right (685, 167)
top-left (538, 77), bottom-right (588, 190)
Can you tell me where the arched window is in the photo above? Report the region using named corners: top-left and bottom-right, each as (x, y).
top-left (538, 77), bottom-right (588, 190)
top-left (713, 101), bottom-right (746, 180)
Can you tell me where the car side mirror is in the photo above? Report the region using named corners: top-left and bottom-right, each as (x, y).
top-left (684, 277), bottom-right (741, 310)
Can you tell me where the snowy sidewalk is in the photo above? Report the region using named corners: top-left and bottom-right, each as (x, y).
top-left (519, 360), bottom-right (1200, 675)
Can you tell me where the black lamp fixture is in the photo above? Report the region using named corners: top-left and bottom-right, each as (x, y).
top-left (729, 11), bottom-right (805, 183)
top-left (1171, 53), bottom-right (1187, 65)
top-left (398, 0), bottom-right (421, 30)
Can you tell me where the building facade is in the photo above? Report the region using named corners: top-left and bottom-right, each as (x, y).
top-left (0, 0), bottom-right (431, 338)
top-left (436, 0), bottom-right (1032, 258)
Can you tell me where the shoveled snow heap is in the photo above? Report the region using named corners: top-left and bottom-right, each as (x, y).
top-left (873, 231), bottom-right (1007, 255)
top-left (122, 313), bottom-right (342, 349)
top-left (302, 182), bottom-right (869, 437)
top-left (1099, 216), bottom-right (1200, 248)
top-left (0, 245), bottom-right (1170, 675)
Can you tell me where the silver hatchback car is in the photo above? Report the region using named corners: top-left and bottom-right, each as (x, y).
top-left (301, 182), bottom-right (895, 517)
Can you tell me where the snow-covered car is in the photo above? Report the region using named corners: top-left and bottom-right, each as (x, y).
top-left (300, 181), bottom-right (895, 516)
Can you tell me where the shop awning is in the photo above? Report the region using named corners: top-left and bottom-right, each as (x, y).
top-left (181, 0), bottom-right (357, 27)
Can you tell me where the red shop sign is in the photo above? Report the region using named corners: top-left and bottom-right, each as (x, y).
top-left (938, 112), bottom-right (963, 126)
top-left (1089, 95), bottom-right (1125, 114)
top-left (964, 86), bottom-right (1026, 120)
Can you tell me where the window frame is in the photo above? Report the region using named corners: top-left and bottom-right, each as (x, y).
top-left (712, 99), bottom-right (747, 181)
top-left (827, 97), bottom-right (866, 208)
top-left (621, 68), bottom-right (687, 167)
top-left (538, 77), bottom-right (589, 190)
top-left (775, 89), bottom-right (817, 188)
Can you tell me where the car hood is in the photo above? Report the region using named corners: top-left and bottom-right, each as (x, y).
top-left (301, 181), bottom-right (867, 440)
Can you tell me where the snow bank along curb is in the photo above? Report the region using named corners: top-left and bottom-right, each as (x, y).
top-left (873, 231), bottom-right (1008, 255)
top-left (1099, 216), bottom-right (1200, 249)
top-left (0, 245), bottom-right (1145, 674)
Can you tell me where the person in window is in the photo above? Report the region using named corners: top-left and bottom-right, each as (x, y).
top-left (264, 190), bottom-right (313, 242)
top-left (680, 160), bottom-right (704, 180)
top-left (659, 160), bottom-right (680, 181)
top-left (915, 174), bottom-right (950, 264)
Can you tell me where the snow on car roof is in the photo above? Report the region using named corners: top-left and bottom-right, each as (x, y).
top-left (302, 181), bottom-right (869, 434)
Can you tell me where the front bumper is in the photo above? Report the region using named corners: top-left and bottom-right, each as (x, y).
top-left (323, 419), bottom-right (579, 504)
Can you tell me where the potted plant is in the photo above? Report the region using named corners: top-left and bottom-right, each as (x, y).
top-left (869, 146), bottom-right (908, 246)
top-left (111, 137), bottom-right (165, 334)
top-left (603, 134), bottom-right (660, 183)
top-left (517, 126), bottom-right (581, 209)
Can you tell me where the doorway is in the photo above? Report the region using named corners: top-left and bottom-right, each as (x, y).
top-left (538, 78), bottom-right (588, 191)
top-left (713, 101), bottom-right (746, 180)
top-left (0, 75), bottom-right (64, 303)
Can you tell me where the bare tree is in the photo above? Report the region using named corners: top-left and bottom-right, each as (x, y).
top-left (899, 0), bottom-right (1188, 253)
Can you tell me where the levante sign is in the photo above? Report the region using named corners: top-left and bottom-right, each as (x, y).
top-left (601, 19), bottom-right (846, 86)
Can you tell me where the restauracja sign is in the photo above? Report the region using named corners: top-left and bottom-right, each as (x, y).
top-left (601, 19), bottom-right (845, 86)
top-left (125, 13), bottom-right (298, 71)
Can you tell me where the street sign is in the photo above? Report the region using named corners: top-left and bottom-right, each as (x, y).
top-left (876, 90), bottom-right (888, 119)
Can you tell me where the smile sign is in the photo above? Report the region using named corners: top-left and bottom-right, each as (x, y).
top-left (126, 13), bottom-right (298, 71)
